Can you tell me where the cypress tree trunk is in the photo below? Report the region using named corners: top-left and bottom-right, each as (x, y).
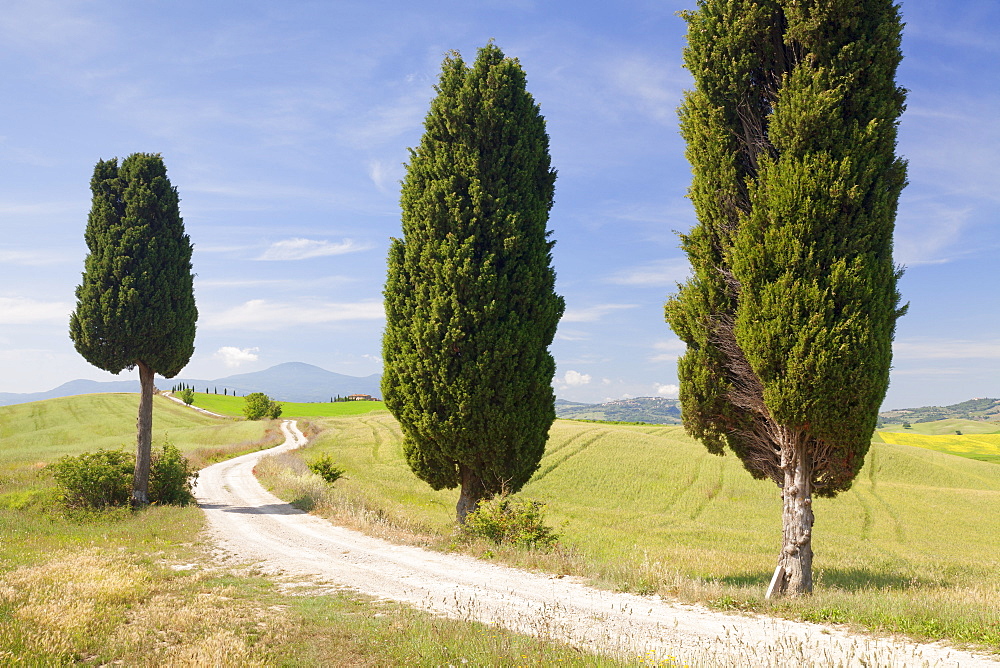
top-left (767, 432), bottom-right (815, 598)
top-left (456, 464), bottom-right (487, 524)
top-left (132, 360), bottom-right (155, 506)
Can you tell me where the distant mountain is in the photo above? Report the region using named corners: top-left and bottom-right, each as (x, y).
top-left (0, 362), bottom-right (381, 407)
top-left (879, 397), bottom-right (1000, 424)
top-left (555, 397), bottom-right (682, 424)
top-left (182, 362), bottom-right (381, 403)
top-left (0, 379), bottom-right (144, 406)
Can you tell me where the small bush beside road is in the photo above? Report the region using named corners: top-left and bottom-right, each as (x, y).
top-left (52, 440), bottom-right (198, 509)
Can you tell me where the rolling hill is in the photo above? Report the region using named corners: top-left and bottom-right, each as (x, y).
top-left (0, 362), bottom-right (381, 407)
top-left (879, 397), bottom-right (1000, 423)
top-left (555, 396), bottom-right (682, 424)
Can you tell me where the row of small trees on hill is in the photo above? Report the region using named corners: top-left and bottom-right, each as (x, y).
top-left (68, 1), bottom-right (907, 599)
top-left (170, 383), bottom-right (241, 396)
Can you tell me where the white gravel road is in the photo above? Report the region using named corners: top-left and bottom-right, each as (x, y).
top-left (194, 420), bottom-right (999, 667)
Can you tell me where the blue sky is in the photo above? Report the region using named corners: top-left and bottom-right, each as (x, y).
top-left (1, 0), bottom-right (997, 409)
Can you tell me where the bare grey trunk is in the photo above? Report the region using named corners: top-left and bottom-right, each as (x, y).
top-left (456, 463), bottom-right (487, 525)
top-left (766, 429), bottom-right (814, 598)
top-left (132, 360), bottom-right (154, 507)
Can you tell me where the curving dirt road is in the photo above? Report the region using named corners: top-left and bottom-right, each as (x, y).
top-left (195, 420), bottom-right (999, 667)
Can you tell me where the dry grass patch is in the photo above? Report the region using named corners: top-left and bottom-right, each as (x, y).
top-left (0, 547), bottom-right (291, 665)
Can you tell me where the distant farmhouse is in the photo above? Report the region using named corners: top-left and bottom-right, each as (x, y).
top-left (347, 394), bottom-right (377, 401)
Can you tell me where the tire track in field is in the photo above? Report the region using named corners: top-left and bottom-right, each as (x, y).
top-left (359, 417), bottom-right (385, 462)
top-left (542, 426), bottom-right (600, 459)
top-left (849, 488), bottom-right (874, 539)
top-left (867, 487), bottom-right (907, 544)
top-left (531, 431), bottom-right (606, 483)
top-left (658, 453), bottom-right (708, 516)
top-left (862, 449), bottom-right (907, 544)
top-left (687, 456), bottom-right (726, 522)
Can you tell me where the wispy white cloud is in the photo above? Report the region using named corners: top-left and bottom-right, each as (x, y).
top-left (560, 370), bottom-right (592, 386)
top-left (893, 338), bottom-right (1000, 360)
top-left (193, 244), bottom-right (259, 254)
top-left (561, 303), bottom-right (637, 323)
top-left (0, 0), bottom-right (108, 56)
top-left (650, 337), bottom-right (686, 362)
top-left (213, 346), bottom-right (259, 368)
top-left (196, 275), bottom-right (358, 289)
top-left (0, 200), bottom-right (82, 217)
top-left (0, 297), bottom-right (71, 324)
top-left (0, 249), bottom-right (74, 266)
top-left (555, 330), bottom-right (589, 342)
top-left (257, 237), bottom-right (372, 261)
top-left (654, 382), bottom-right (679, 398)
top-left (368, 159), bottom-right (401, 194)
top-left (890, 367), bottom-right (968, 377)
top-left (894, 202), bottom-right (970, 266)
top-left (607, 258), bottom-right (690, 287)
top-left (902, 96), bottom-right (1000, 205)
top-left (604, 54), bottom-right (685, 125)
top-left (204, 299), bottom-right (384, 330)
top-left (340, 89), bottom-right (427, 149)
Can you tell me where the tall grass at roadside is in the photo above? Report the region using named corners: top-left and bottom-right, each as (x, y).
top-left (255, 451), bottom-right (437, 543)
top-left (281, 412), bottom-right (1000, 652)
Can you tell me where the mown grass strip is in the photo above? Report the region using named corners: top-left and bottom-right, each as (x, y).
top-left (182, 392), bottom-right (387, 418)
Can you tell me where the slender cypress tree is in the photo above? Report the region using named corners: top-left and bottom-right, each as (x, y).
top-left (665, 0), bottom-right (907, 596)
top-left (70, 153), bottom-right (197, 506)
top-left (382, 42), bottom-right (564, 523)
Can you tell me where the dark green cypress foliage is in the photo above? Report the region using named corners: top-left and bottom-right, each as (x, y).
top-left (382, 42), bottom-right (564, 524)
top-left (70, 153), bottom-right (197, 505)
top-left (665, 0), bottom-right (906, 596)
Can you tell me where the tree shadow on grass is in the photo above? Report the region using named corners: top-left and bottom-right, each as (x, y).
top-left (817, 567), bottom-right (948, 591)
top-left (199, 502), bottom-right (305, 516)
top-left (717, 567), bottom-right (947, 592)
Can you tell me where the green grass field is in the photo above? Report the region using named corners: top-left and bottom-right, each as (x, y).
top-left (0, 393), bottom-right (270, 466)
top-left (0, 395), bottom-right (615, 666)
top-left (879, 418), bottom-right (1000, 435)
top-left (877, 430), bottom-right (1000, 464)
top-left (289, 413), bottom-right (1000, 650)
top-left (7, 394), bottom-right (1000, 657)
top-left (183, 391), bottom-right (387, 418)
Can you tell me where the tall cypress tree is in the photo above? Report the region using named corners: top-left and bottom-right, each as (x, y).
top-left (70, 153), bottom-right (197, 506)
top-left (382, 42), bottom-right (564, 523)
top-left (665, 0), bottom-right (907, 596)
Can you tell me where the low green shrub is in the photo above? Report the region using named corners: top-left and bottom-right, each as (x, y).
top-left (244, 392), bottom-right (282, 420)
top-left (461, 494), bottom-right (559, 550)
top-left (178, 388), bottom-right (195, 405)
top-left (51, 441), bottom-right (198, 509)
top-left (149, 442), bottom-right (199, 505)
top-left (51, 448), bottom-right (133, 508)
top-left (308, 453), bottom-right (345, 484)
